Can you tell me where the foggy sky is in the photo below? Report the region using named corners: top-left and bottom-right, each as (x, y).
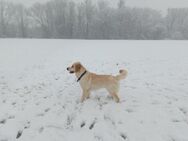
top-left (5, 0), bottom-right (188, 12)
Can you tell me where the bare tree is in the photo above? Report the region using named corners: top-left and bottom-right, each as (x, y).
top-left (53, 0), bottom-right (68, 38)
top-left (29, 2), bottom-right (53, 38)
top-left (0, 0), bottom-right (188, 39)
top-left (85, 0), bottom-right (94, 39)
top-left (117, 0), bottom-right (127, 39)
top-left (166, 8), bottom-right (188, 39)
top-left (0, 1), bottom-right (15, 37)
top-left (14, 4), bottom-right (28, 38)
top-left (67, 1), bottom-right (76, 38)
top-left (76, 3), bottom-right (86, 39)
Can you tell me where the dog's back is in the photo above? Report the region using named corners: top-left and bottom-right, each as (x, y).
top-left (88, 70), bottom-right (128, 92)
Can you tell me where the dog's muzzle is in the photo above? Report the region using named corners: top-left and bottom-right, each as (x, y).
top-left (67, 67), bottom-right (74, 74)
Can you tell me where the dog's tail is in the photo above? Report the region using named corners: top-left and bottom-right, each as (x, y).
top-left (115, 69), bottom-right (128, 81)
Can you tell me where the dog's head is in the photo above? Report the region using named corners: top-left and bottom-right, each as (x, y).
top-left (67, 62), bottom-right (82, 74)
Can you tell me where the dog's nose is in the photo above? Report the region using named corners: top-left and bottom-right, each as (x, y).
top-left (67, 67), bottom-right (69, 71)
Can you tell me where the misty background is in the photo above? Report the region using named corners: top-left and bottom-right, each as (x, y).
top-left (0, 0), bottom-right (188, 39)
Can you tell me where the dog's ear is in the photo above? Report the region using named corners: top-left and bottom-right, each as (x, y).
top-left (75, 63), bottom-right (81, 72)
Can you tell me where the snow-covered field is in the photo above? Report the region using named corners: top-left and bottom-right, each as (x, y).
top-left (0, 40), bottom-right (188, 141)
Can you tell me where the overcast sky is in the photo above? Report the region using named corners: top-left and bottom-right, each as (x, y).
top-left (5, 0), bottom-right (188, 13)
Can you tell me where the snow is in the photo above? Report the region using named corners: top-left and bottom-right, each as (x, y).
top-left (0, 39), bottom-right (188, 141)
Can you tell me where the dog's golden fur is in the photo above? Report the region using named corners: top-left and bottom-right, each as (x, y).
top-left (67, 62), bottom-right (128, 103)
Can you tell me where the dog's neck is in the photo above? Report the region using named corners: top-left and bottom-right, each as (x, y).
top-left (75, 67), bottom-right (87, 79)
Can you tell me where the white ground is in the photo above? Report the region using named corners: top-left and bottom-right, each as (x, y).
top-left (0, 40), bottom-right (188, 141)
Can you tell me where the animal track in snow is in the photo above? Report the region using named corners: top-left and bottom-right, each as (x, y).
top-left (12, 102), bottom-right (16, 105)
top-left (80, 121), bottom-right (86, 128)
top-left (36, 113), bottom-right (45, 117)
top-left (38, 127), bottom-right (44, 133)
top-left (16, 130), bottom-right (23, 139)
top-left (120, 133), bottom-right (127, 140)
top-left (89, 121), bottom-right (96, 130)
top-left (24, 121), bottom-right (31, 129)
top-left (44, 108), bottom-right (50, 113)
top-left (104, 115), bottom-right (116, 127)
top-left (94, 135), bottom-right (103, 141)
top-left (0, 119), bottom-right (6, 124)
top-left (172, 119), bottom-right (181, 123)
top-left (8, 115), bottom-right (15, 119)
top-left (66, 114), bottom-right (74, 129)
top-left (179, 107), bottom-right (187, 115)
top-left (15, 122), bottom-right (30, 139)
top-left (126, 108), bottom-right (134, 113)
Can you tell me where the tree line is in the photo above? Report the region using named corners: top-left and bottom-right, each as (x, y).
top-left (0, 0), bottom-right (188, 39)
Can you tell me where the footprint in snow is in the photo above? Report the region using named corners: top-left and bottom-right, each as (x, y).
top-left (12, 102), bottom-right (16, 106)
top-left (44, 108), bottom-right (50, 113)
top-left (118, 121), bottom-right (123, 125)
top-left (36, 113), bottom-right (45, 117)
top-left (16, 130), bottom-right (23, 139)
top-left (38, 127), bottom-right (44, 133)
top-left (167, 101), bottom-right (172, 105)
top-left (0, 76), bottom-right (5, 79)
top-left (0, 115), bottom-right (15, 125)
top-left (151, 101), bottom-right (160, 105)
top-left (179, 107), bottom-right (187, 115)
top-left (89, 121), bottom-right (96, 130)
top-left (0, 119), bottom-right (6, 124)
top-left (8, 115), bottom-right (15, 119)
top-left (35, 102), bottom-right (40, 106)
top-left (24, 99), bottom-right (28, 103)
top-left (2, 99), bottom-right (6, 103)
top-left (94, 135), bottom-right (103, 141)
top-left (120, 133), bottom-right (127, 140)
top-left (104, 115), bottom-right (116, 127)
top-left (126, 108), bottom-right (134, 113)
top-left (54, 77), bottom-right (60, 80)
top-left (24, 121), bottom-right (31, 129)
top-left (132, 99), bottom-right (137, 103)
top-left (66, 114), bottom-right (74, 129)
top-left (80, 121), bottom-right (86, 128)
top-left (172, 119), bottom-right (181, 123)
top-left (43, 96), bottom-right (48, 99)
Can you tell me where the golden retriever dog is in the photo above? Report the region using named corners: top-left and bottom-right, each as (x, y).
top-left (67, 62), bottom-right (128, 103)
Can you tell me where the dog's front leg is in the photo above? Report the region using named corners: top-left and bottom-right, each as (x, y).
top-left (85, 90), bottom-right (90, 99)
top-left (81, 90), bottom-right (90, 102)
top-left (81, 90), bottom-right (87, 102)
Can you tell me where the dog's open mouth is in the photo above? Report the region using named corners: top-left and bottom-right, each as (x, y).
top-left (70, 71), bottom-right (74, 74)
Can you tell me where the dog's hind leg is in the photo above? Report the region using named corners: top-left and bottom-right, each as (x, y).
top-left (106, 88), bottom-right (120, 103)
top-left (112, 93), bottom-right (120, 103)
